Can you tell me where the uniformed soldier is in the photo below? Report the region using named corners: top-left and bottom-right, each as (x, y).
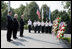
top-left (28, 19), bottom-right (32, 33)
top-left (45, 21), bottom-right (49, 33)
top-left (13, 14), bottom-right (19, 39)
top-left (7, 11), bottom-right (13, 42)
top-left (33, 20), bottom-right (37, 33)
top-left (37, 20), bottom-right (41, 33)
top-left (20, 15), bottom-right (24, 37)
top-left (48, 21), bottom-right (52, 33)
top-left (41, 21), bottom-right (45, 33)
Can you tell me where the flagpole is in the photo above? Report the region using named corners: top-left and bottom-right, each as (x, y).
top-left (46, 6), bottom-right (48, 20)
top-left (8, 1), bottom-right (10, 12)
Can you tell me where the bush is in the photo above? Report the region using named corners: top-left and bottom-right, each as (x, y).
top-left (24, 25), bottom-right (28, 29)
top-left (63, 37), bottom-right (71, 43)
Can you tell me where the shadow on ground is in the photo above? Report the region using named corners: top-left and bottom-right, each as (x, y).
top-left (9, 38), bottom-right (27, 46)
top-left (17, 38), bottom-right (27, 42)
top-left (10, 41), bottom-right (25, 46)
top-left (23, 36), bottom-right (64, 45)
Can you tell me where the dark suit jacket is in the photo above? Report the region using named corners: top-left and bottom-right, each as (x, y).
top-left (13, 18), bottom-right (19, 30)
top-left (7, 15), bottom-right (13, 29)
top-left (20, 19), bottom-right (24, 28)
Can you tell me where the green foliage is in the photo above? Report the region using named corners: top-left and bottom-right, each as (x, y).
top-left (63, 37), bottom-right (71, 43)
top-left (23, 1), bottom-right (39, 24)
top-left (51, 10), bottom-right (69, 24)
top-left (1, 1), bottom-right (71, 32)
top-left (24, 25), bottom-right (28, 29)
top-left (1, 1), bottom-right (8, 22)
top-left (51, 9), bottom-right (59, 21)
top-left (14, 4), bottom-right (25, 21)
top-left (61, 1), bottom-right (71, 21)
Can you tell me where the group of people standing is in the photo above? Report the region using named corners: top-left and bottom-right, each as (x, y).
top-left (7, 11), bottom-right (52, 42)
top-left (28, 19), bottom-right (53, 33)
top-left (7, 11), bottom-right (24, 42)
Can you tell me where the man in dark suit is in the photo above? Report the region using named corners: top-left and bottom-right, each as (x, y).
top-left (7, 11), bottom-right (13, 42)
top-left (13, 14), bottom-right (19, 39)
top-left (20, 15), bottom-right (24, 37)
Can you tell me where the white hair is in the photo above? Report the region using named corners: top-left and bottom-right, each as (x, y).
top-left (14, 14), bottom-right (18, 17)
top-left (14, 14), bottom-right (18, 18)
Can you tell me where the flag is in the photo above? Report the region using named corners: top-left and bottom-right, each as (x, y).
top-left (36, 9), bottom-right (41, 19)
top-left (49, 8), bottom-right (51, 20)
top-left (42, 8), bottom-right (44, 20)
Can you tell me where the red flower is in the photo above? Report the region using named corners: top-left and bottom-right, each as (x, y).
top-left (62, 34), bottom-right (64, 36)
top-left (57, 24), bottom-right (58, 26)
top-left (57, 17), bottom-right (59, 19)
top-left (60, 29), bottom-right (62, 31)
top-left (57, 21), bottom-right (59, 23)
top-left (59, 27), bottom-right (61, 29)
top-left (57, 35), bottom-right (58, 38)
top-left (58, 18), bottom-right (59, 19)
top-left (62, 24), bottom-right (65, 27)
top-left (63, 29), bottom-right (65, 31)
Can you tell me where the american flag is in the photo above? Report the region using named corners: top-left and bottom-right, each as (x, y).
top-left (36, 9), bottom-right (41, 19)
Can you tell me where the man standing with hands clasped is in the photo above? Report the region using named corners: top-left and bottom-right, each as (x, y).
top-left (20, 15), bottom-right (24, 37)
top-left (7, 11), bottom-right (13, 42)
top-left (13, 14), bottom-right (19, 39)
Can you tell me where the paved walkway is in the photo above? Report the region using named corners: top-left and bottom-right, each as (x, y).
top-left (1, 30), bottom-right (69, 48)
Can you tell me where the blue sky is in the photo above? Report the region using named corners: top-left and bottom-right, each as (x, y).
top-left (4, 1), bottom-right (67, 12)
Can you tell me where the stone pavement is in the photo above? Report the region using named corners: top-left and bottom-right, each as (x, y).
top-left (1, 30), bottom-right (69, 48)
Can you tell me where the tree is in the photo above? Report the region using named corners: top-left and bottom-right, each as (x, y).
top-left (62, 1), bottom-right (71, 21)
top-left (1, 1), bottom-right (15, 30)
top-left (51, 9), bottom-right (69, 23)
top-left (1, 1), bottom-right (8, 22)
top-left (14, 4), bottom-right (25, 21)
top-left (62, 1), bottom-right (71, 34)
top-left (51, 9), bottom-right (59, 21)
top-left (23, 1), bottom-right (39, 24)
top-left (19, 4), bottom-right (25, 16)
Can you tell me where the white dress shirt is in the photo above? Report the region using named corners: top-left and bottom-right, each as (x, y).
top-left (48, 22), bottom-right (52, 26)
top-left (28, 20), bottom-right (32, 25)
top-left (37, 21), bottom-right (41, 26)
top-left (45, 21), bottom-right (49, 27)
top-left (33, 22), bottom-right (37, 27)
top-left (41, 21), bottom-right (45, 26)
